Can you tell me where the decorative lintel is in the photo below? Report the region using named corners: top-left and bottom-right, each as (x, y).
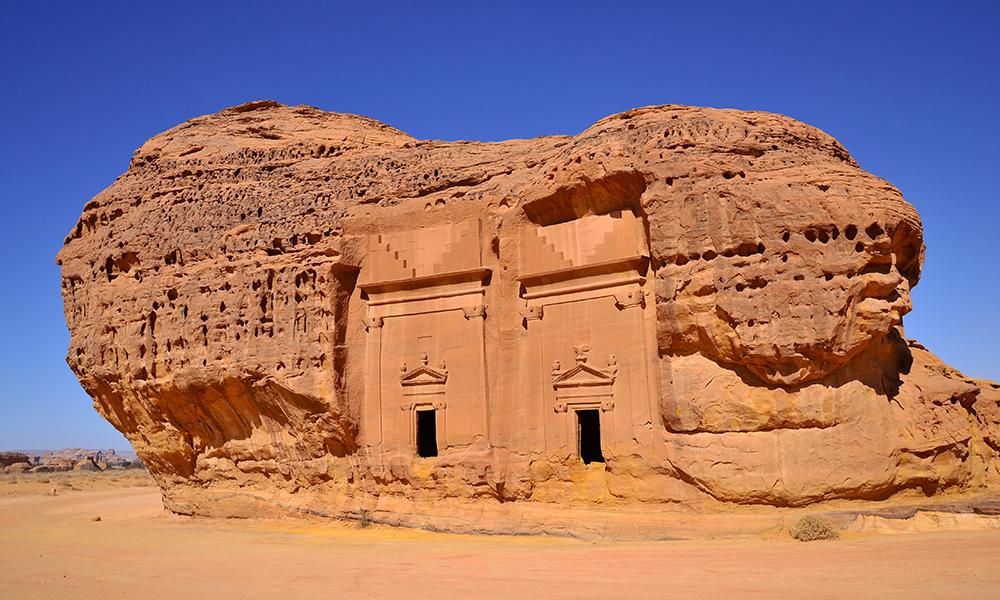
top-left (551, 344), bottom-right (618, 413)
top-left (401, 398), bottom-right (448, 411)
top-left (399, 352), bottom-right (448, 386)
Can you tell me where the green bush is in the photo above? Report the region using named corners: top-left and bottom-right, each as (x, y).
top-left (790, 515), bottom-right (839, 541)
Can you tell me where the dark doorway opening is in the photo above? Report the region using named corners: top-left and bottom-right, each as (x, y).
top-left (416, 410), bottom-right (438, 458)
top-left (576, 409), bottom-right (604, 464)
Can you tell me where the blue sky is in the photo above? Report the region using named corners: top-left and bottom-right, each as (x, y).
top-left (0, 1), bottom-right (997, 450)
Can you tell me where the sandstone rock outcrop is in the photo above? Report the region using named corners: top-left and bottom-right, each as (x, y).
top-left (57, 101), bottom-right (999, 528)
top-left (0, 452), bottom-right (30, 468)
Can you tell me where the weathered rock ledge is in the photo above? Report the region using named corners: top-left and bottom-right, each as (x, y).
top-left (58, 101), bottom-right (1000, 530)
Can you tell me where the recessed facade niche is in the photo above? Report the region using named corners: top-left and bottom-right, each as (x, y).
top-left (354, 210), bottom-right (657, 463)
top-left (358, 220), bottom-right (489, 455)
top-left (517, 210), bottom-right (657, 460)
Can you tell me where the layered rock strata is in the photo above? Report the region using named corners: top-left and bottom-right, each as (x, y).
top-left (57, 101), bottom-right (1000, 526)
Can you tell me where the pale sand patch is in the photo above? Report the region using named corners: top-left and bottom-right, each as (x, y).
top-left (0, 476), bottom-right (998, 599)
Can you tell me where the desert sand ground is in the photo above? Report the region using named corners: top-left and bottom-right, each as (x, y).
top-left (1, 473), bottom-right (999, 599)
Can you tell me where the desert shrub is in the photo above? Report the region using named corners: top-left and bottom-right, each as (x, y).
top-left (356, 509), bottom-right (373, 529)
top-left (790, 516), bottom-right (839, 541)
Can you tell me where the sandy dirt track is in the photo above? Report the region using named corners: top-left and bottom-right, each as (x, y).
top-left (1, 483), bottom-right (999, 599)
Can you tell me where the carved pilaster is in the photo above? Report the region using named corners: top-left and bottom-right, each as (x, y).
top-left (363, 314), bottom-right (384, 446)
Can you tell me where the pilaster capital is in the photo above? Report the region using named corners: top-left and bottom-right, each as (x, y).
top-left (614, 288), bottom-right (645, 310)
top-left (462, 305), bottom-right (486, 320)
top-left (520, 304), bottom-right (543, 321)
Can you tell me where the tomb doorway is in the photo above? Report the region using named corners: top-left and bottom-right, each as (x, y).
top-left (416, 409), bottom-right (438, 458)
top-left (576, 409), bottom-right (604, 464)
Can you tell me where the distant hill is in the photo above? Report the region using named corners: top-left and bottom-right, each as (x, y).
top-left (1, 448), bottom-right (143, 473)
top-left (10, 448), bottom-right (138, 460)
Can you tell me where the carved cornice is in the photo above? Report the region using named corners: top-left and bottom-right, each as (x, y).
top-left (360, 267), bottom-right (491, 296)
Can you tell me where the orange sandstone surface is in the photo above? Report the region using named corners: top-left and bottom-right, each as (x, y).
top-left (56, 101), bottom-right (1000, 532)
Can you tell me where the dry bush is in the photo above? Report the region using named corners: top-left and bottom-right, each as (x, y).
top-left (356, 509), bottom-right (373, 529)
top-left (790, 516), bottom-right (839, 541)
